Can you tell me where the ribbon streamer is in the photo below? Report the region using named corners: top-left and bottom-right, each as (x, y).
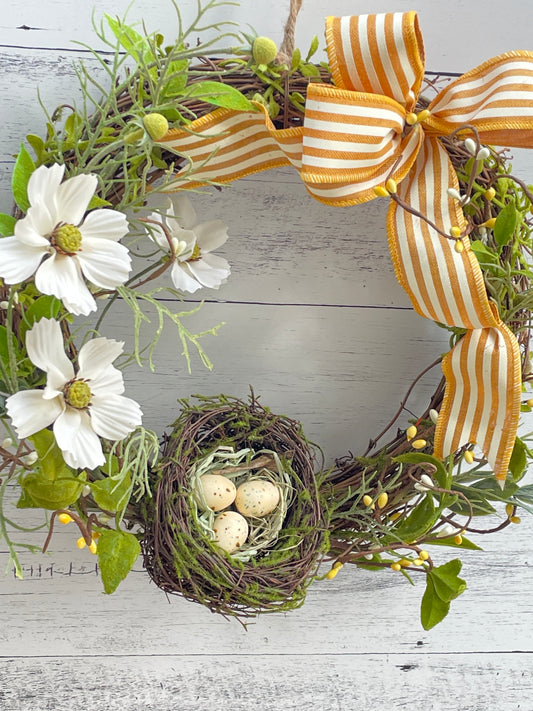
top-left (158, 12), bottom-right (533, 480)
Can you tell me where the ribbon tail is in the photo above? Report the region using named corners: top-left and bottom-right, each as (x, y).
top-left (434, 322), bottom-right (522, 481)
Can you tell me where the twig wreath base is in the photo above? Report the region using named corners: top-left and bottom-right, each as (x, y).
top-left (1, 2), bottom-right (533, 630)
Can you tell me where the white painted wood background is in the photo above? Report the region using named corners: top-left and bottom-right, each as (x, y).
top-left (1, 1), bottom-right (533, 708)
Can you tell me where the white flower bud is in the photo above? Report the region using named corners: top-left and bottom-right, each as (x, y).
top-left (447, 188), bottom-right (462, 201)
top-left (476, 147), bottom-right (490, 161)
top-left (429, 409), bottom-right (439, 425)
top-left (436, 523), bottom-right (457, 538)
top-left (22, 451), bottom-right (38, 466)
top-left (0, 301), bottom-right (8, 309)
top-left (414, 473), bottom-right (434, 492)
top-left (82, 484), bottom-right (91, 497)
top-left (1, 437), bottom-right (13, 449)
top-left (464, 138), bottom-right (477, 155)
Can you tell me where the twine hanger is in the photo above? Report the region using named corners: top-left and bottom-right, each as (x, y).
top-left (276, 0), bottom-right (303, 65)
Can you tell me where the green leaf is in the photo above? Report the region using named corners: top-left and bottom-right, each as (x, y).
top-left (20, 295), bottom-right (62, 341)
top-left (425, 535), bottom-right (482, 551)
top-left (91, 474), bottom-right (132, 513)
top-left (97, 529), bottom-right (140, 594)
top-left (0, 213), bottom-right (16, 236)
top-left (161, 58), bottom-right (188, 99)
top-left (26, 134), bottom-right (45, 163)
top-left (0, 325), bottom-right (20, 368)
top-left (305, 35), bottom-right (320, 62)
top-left (430, 559), bottom-right (467, 602)
top-left (186, 81), bottom-right (256, 112)
top-left (470, 477), bottom-right (518, 501)
top-left (12, 143), bottom-right (36, 212)
top-left (18, 471), bottom-right (86, 509)
top-left (87, 195), bottom-right (113, 210)
top-left (394, 493), bottom-right (436, 542)
top-left (508, 436), bottom-right (529, 482)
top-left (447, 483), bottom-right (497, 515)
top-left (30, 429), bottom-right (73, 481)
top-left (513, 483), bottom-right (533, 505)
top-left (493, 201), bottom-right (518, 249)
top-left (291, 47), bottom-right (301, 72)
top-left (470, 239), bottom-right (499, 267)
top-left (393, 451), bottom-right (449, 488)
top-left (421, 576), bottom-right (450, 630)
top-left (105, 15), bottom-right (155, 65)
top-left (300, 63), bottom-right (321, 77)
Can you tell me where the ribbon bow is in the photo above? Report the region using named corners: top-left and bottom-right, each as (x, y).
top-left (158, 12), bottom-right (533, 480)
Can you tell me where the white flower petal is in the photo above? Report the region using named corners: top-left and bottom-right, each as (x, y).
top-left (25, 317), bottom-right (74, 380)
top-left (145, 213), bottom-right (170, 251)
top-left (35, 253), bottom-right (96, 315)
top-left (89, 364), bottom-right (125, 396)
top-left (90, 393), bottom-right (142, 440)
top-left (170, 262), bottom-right (203, 293)
top-left (194, 220), bottom-right (228, 252)
top-left (170, 194), bottom-right (197, 230)
top-left (0, 236), bottom-right (47, 284)
top-left (6, 389), bottom-right (63, 439)
top-left (54, 408), bottom-right (105, 470)
top-left (80, 209), bottom-right (129, 242)
top-left (14, 209), bottom-right (52, 247)
top-left (187, 253), bottom-right (230, 289)
top-left (76, 238), bottom-right (131, 288)
top-left (77, 338), bottom-right (124, 379)
top-left (55, 173), bottom-right (98, 226)
top-left (27, 164), bottom-right (64, 212)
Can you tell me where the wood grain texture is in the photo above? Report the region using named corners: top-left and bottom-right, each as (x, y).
top-left (1, 1), bottom-right (533, 708)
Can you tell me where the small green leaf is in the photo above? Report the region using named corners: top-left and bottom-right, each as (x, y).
top-left (425, 535), bottom-right (482, 551)
top-left (300, 63), bottom-right (321, 77)
top-left (91, 474), bottom-right (132, 513)
top-left (12, 143), bottom-right (36, 212)
top-left (186, 81), bottom-right (256, 112)
top-left (513, 483), bottom-right (533, 505)
top-left (305, 35), bottom-right (320, 62)
top-left (430, 559), bottom-right (467, 602)
top-left (291, 48), bottom-right (301, 72)
top-left (470, 239), bottom-right (499, 267)
top-left (421, 576), bottom-right (450, 630)
top-left (508, 436), bottom-right (529, 482)
top-left (19, 471), bottom-right (86, 509)
top-left (20, 295), bottom-right (62, 341)
top-left (394, 493), bottom-right (436, 542)
top-left (447, 483), bottom-right (497, 515)
top-left (0, 213), bottom-right (17, 236)
top-left (26, 134), bottom-right (45, 163)
top-left (97, 529), bottom-right (140, 594)
top-left (30, 429), bottom-right (73, 481)
top-left (87, 195), bottom-right (113, 210)
top-left (0, 325), bottom-right (21, 368)
top-left (493, 202), bottom-right (518, 249)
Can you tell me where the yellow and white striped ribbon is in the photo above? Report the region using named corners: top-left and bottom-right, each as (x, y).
top-left (156, 12), bottom-right (533, 480)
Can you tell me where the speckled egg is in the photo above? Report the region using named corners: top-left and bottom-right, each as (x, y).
top-left (197, 474), bottom-right (236, 512)
top-left (212, 511), bottom-right (249, 553)
top-left (235, 479), bottom-right (280, 518)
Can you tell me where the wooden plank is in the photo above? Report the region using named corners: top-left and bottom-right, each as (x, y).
top-left (0, 653), bottom-right (531, 711)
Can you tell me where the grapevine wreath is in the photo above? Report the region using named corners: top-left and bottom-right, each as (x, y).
top-left (1, 0), bottom-right (533, 629)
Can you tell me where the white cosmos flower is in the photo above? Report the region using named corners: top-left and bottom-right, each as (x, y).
top-left (0, 164), bottom-right (131, 315)
top-left (6, 318), bottom-right (142, 470)
top-left (147, 194), bottom-right (230, 294)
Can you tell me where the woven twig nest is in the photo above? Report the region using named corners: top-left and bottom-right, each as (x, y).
top-left (141, 393), bottom-right (330, 617)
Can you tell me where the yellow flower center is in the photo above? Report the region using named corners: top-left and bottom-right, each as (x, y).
top-left (187, 244), bottom-right (202, 261)
top-left (64, 380), bottom-right (92, 409)
top-left (54, 224), bottom-right (82, 253)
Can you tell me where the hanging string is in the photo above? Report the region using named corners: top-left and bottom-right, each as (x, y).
top-left (276, 0), bottom-right (303, 65)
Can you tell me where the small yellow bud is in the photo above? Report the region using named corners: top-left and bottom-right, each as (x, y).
top-left (413, 558), bottom-right (423, 566)
top-left (405, 112), bottom-right (418, 125)
top-left (252, 36), bottom-right (278, 65)
top-left (76, 537), bottom-right (87, 550)
top-left (412, 439), bottom-right (427, 450)
top-left (58, 513), bottom-right (73, 525)
top-left (373, 186), bottom-right (390, 198)
top-left (454, 534), bottom-right (463, 545)
top-left (326, 562), bottom-right (343, 579)
top-left (92, 531), bottom-right (101, 540)
top-left (142, 113), bottom-right (170, 141)
top-left (377, 492), bottom-right (389, 508)
top-left (362, 494), bottom-right (375, 510)
top-left (385, 178), bottom-right (397, 194)
top-left (505, 503), bottom-right (514, 517)
top-left (454, 240), bottom-right (464, 254)
top-left (391, 562), bottom-right (402, 571)
top-left (389, 511), bottom-right (402, 521)
top-left (406, 424), bottom-right (417, 441)
top-left (526, 398), bottom-right (533, 407)
top-left (484, 187), bottom-right (496, 201)
top-left (510, 515), bottom-right (521, 524)
top-left (399, 558), bottom-right (412, 567)
top-left (88, 540), bottom-right (98, 555)
top-left (450, 226), bottom-right (462, 239)
top-left (482, 217), bottom-right (497, 229)
top-left (419, 550), bottom-right (430, 561)
top-left (464, 450), bottom-right (475, 464)
top-left (416, 109), bottom-right (431, 123)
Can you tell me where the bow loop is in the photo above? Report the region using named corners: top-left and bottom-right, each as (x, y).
top-left (426, 51), bottom-right (533, 147)
top-left (325, 12), bottom-right (425, 111)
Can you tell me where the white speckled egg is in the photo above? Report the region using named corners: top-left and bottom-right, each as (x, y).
top-left (235, 479), bottom-right (280, 518)
top-left (212, 511), bottom-right (249, 553)
top-left (197, 474), bottom-right (236, 512)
